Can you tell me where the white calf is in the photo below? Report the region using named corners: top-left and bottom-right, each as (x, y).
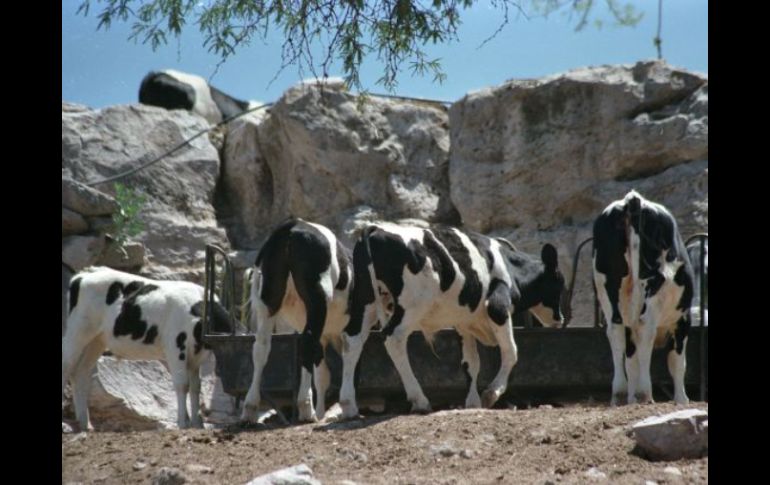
top-left (62, 267), bottom-right (231, 431)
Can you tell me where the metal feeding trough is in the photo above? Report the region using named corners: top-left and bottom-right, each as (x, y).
top-left (201, 235), bottom-right (708, 413)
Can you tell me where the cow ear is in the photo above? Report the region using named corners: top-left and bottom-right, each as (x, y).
top-left (541, 244), bottom-right (558, 271)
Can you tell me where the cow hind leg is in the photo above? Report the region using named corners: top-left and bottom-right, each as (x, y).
top-left (189, 366), bottom-right (203, 428)
top-left (71, 337), bottom-right (106, 432)
top-left (632, 319), bottom-right (657, 404)
top-left (297, 366), bottom-right (316, 422)
top-left (460, 332), bottom-right (482, 409)
top-left (240, 300), bottom-right (275, 422)
top-left (168, 358), bottom-right (191, 428)
top-left (383, 309), bottom-right (431, 413)
top-left (668, 316), bottom-right (690, 405)
top-left (481, 315), bottom-right (518, 408)
top-left (339, 304), bottom-right (377, 419)
top-left (313, 353), bottom-right (330, 420)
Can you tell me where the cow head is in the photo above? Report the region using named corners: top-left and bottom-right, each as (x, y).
top-left (528, 244), bottom-right (566, 328)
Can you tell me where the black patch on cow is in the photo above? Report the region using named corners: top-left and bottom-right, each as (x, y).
top-left (106, 282), bottom-right (124, 305)
top-left (593, 206), bottom-right (629, 324)
top-left (644, 273), bottom-right (665, 299)
top-left (255, 219), bottom-right (298, 315)
top-left (132, 284), bottom-right (159, 299)
top-left (461, 361), bottom-right (472, 390)
top-left (674, 261), bottom-right (694, 312)
top-left (193, 320), bottom-right (205, 354)
top-left (124, 281), bottom-right (145, 296)
top-left (432, 227), bottom-right (483, 312)
top-left (673, 315), bottom-right (690, 354)
top-left (143, 325), bottom-right (158, 345)
top-left (69, 277), bottom-right (82, 314)
top-left (179, 352), bottom-right (186, 361)
top-left (176, 332), bottom-right (187, 352)
top-left (486, 279), bottom-right (512, 326)
top-left (423, 230), bottom-right (456, 292)
top-left (625, 327), bottom-right (636, 358)
top-left (335, 240), bottom-right (351, 291)
top-left (468, 232), bottom-right (495, 272)
top-left (114, 300), bottom-right (148, 340)
top-left (190, 301), bottom-right (203, 317)
top-left (139, 71), bottom-right (195, 111)
top-left (209, 84), bottom-right (251, 119)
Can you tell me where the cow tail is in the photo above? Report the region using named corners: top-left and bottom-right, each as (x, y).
top-left (362, 226), bottom-right (389, 328)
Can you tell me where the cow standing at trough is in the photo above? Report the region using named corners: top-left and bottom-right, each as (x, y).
top-left (138, 69), bottom-right (262, 125)
top-left (62, 267), bottom-right (232, 431)
top-left (345, 223), bottom-right (566, 413)
top-left (592, 190), bottom-right (694, 406)
top-left (240, 218), bottom-right (358, 423)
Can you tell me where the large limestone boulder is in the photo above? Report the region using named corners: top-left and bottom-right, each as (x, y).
top-left (61, 104), bottom-right (228, 282)
top-left (629, 409), bottom-right (708, 460)
top-left (83, 355), bottom-right (239, 431)
top-left (219, 79), bottom-right (458, 249)
top-left (449, 60), bottom-right (707, 234)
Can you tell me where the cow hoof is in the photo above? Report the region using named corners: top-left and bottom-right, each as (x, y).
top-left (411, 402), bottom-right (432, 415)
top-left (191, 417), bottom-right (204, 429)
top-left (465, 397), bottom-right (482, 409)
top-left (674, 396), bottom-right (690, 405)
top-left (610, 393), bottom-right (626, 406)
top-left (240, 404), bottom-right (260, 423)
top-left (481, 390), bottom-right (500, 409)
top-left (634, 393), bottom-right (654, 404)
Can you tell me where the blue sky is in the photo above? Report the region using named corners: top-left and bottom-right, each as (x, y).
top-left (62, 1), bottom-right (707, 107)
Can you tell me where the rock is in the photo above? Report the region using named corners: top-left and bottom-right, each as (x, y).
top-left (62, 235), bottom-right (105, 272)
top-left (62, 178), bottom-right (118, 216)
top-left (584, 467), bottom-right (607, 480)
top-left (219, 80), bottom-right (458, 249)
top-left (629, 409), bottom-right (708, 460)
top-left (86, 354), bottom-right (236, 430)
top-left (152, 467), bottom-right (187, 485)
top-left (449, 60), bottom-right (707, 234)
top-left (62, 422), bottom-right (73, 433)
top-left (133, 461), bottom-right (148, 471)
top-left (429, 443), bottom-right (462, 458)
top-left (62, 208), bottom-right (89, 236)
top-left (62, 104), bottom-right (228, 283)
top-left (185, 464), bottom-right (213, 474)
top-left (87, 216), bottom-right (116, 234)
top-left (96, 241), bottom-right (145, 269)
top-left (244, 464), bottom-right (321, 485)
top-left (63, 102), bottom-right (91, 113)
top-left (664, 466), bottom-right (682, 476)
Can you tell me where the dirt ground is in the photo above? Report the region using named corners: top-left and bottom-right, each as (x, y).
top-left (62, 401), bottom-right (707, 484)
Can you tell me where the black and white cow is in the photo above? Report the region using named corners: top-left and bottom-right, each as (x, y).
top-left (62, 267), bottom-right (232, 431)
top-left (344, 222), bottom-right (566, 414)
top-left (592, 190), bottom-right (694, 405)
top-left (240, 218), bottom-right (356, 423)
top-left (138, 69), bottom-right (261, 125)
